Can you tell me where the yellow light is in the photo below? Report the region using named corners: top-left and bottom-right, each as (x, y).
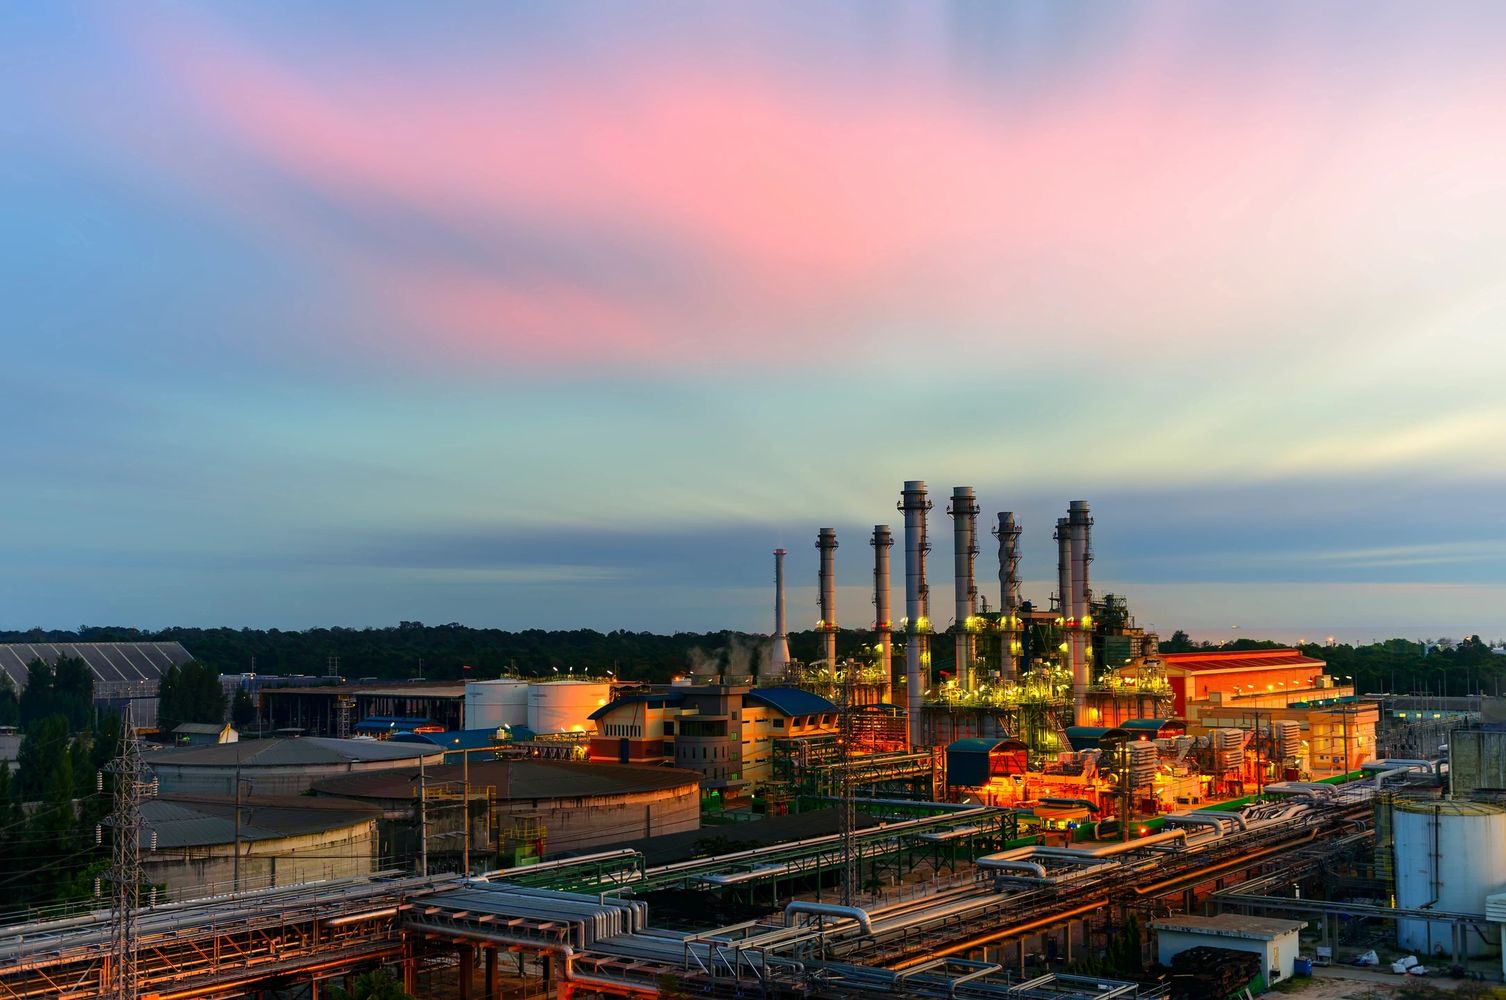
top-left (1059, 642), bottom-right (1069, 653)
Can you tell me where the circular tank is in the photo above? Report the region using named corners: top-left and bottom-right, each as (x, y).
top-left (465, 679), bottom-right (530, 729)
top-left (1393, 799), bottom-right (1506, 957)
top-left (527, 680), bottom-right (612, 734)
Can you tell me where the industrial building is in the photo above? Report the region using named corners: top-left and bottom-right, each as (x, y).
top-left (135, 795), bottom-right (380, 899)
top-left (310, 758), bottom-right (702, 868)
top-left (0, 640), bottom-right (194, 729)
top-left (1151, 914), bottom-right (1303, 984)
top-left (258, 681), bottom-right (468, 737)
top-left (146, 736), bottom-right (445, 796)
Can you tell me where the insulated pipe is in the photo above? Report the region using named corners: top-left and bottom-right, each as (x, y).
top-left (978, 859), bottom-right (1049, 879)
top-left (784, 901), bottom-right (873, 936)
top-left (1362, 758), bottom-right (1442, 777)
top-left (1193, 809), bottom-right (1246, 832)
top-left (948, 487), bottom-right (980, 690)
top-left (899, 481), bottom-right (932, 748)
top-left (871, 525), bottom-right (894, 704)
top-left (1068, 501), bottom-right (1092, 714)
top-left (1162, 814), bottom-right (1225, 840)
top-left (993, 512), bottom-right (1022, 682)
top-left (769, 549), bottom-right (790, 679)
top-left (816, 528), bottom-right (839, 676)
top-left (1032, 827), bottom-right (1189, 858)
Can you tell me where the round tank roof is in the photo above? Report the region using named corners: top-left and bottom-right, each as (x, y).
top-left (1394, 799), bottom-right (1506, 817)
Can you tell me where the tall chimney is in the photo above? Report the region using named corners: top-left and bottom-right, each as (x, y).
top-left (899, 481), bottom-right (932, 748)
top-left (1068, 500), bottom-right (1093, 712)
top-left (948, 487), bottom-right (979, 690)
top-left (871, 525), bottom-right (894, 704)
top-left (816, 528), bottom-right (839, 676)
top-left (1056, 516), bottom-right (1081, 709)
top-left (994, 512), bottom-right (1022, 681)
top-left (768, 549), bottom-right (790, 678)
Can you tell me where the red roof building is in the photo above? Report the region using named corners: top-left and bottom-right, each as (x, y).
top-left (1156, 649), bottom-right (1332, 716)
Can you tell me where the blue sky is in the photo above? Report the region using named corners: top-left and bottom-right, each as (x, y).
top-left (3, 3), bottom-right (1505, 641)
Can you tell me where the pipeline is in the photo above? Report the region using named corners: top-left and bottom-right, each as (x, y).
top-left (785, 901), bottom-right (873, 936)
top-left (890, 898), bottom-right (1107, 968)
top-left (1130, 828), bottom-right (1319, 897)
top-left (1039, 797), bottom-right (1101, 815)
top-left (977, 859), bottom-right (1049, 879)
top-left (1162, 814), bottom-right (1225, 841)
top-left (1032, 828), bottom-right (1189, 859)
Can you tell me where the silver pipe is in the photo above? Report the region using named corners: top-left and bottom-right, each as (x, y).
top-left (784, 901), bottom-right (873, 936)
top-left (871, 525), bottom-right (894, 704)
top-left (899, 481), bottom-right (932, 747)
top-left (769, 549), bottom-right (790, 679)
top-left (976, 858), bottom-right (1049, 879)
top-left (1162, 814), bottom-right (1225, 840)
top-left (948, 487), bottom-right (979, 691)
top-left (816, 528), bottom-right (839, 676)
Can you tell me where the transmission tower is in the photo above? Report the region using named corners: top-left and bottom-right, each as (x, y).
top-left (102, 712), bottom-right (149, 1000)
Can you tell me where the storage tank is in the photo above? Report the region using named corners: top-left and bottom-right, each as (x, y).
top-left (527, 680), bottom-right (612, 734)
top-left (465, 679), bottom-right (530, 729)
top-left (1393, 799), bottom-right (1506, 956)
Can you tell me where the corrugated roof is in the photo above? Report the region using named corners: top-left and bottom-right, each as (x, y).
top-left (311, 759), bottom-right (702, 802)
top-left (135, 795), bottom-right (379, 849)
top-left (745, 687), bottom-right (837, 717)
top-left (0, 642), bottom-right (194, 689)
top-left (173, 723), bottom-right (230, 735)
top-left (392, 729), bottom-right (511, 750)
top-left (145, 737), bottom-right (442, 768)
top-left (1160, 649), bottom-right (1326, 673)
top-left (946, 737), bottom-right (1019, 754)
top-left (588, 693), bottom-right (685, 721)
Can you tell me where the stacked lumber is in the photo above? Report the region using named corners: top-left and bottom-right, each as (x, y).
top-left (1167, 946), bottom-right (1261, 1000)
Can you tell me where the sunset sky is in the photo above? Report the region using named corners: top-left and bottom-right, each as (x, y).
top-left (4, 3), bottom-right (1505, 641)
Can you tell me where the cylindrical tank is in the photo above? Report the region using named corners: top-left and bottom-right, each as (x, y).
top-left (465, 679), bottom-right (530, 729)
top-left (527, 680), bottom-right (613, 734)
top-left (1393, 799), bottom-right (1506, 956)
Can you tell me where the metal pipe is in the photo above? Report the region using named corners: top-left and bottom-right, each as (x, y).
top-left (784, 901), bottom-right (873, 936)
top-left (977, 859), bottom-right (1049, 879)
top-left (993, 512), bottom-right (1022, 681)
top-left (871, 525), bottom-right (894, 703)
top-left (769, 549), bottom-right (790, 678)
top-left (899, 481), bottom-right (932, 748)
top-left (1162, 814), bottom-right (1224, 840)
top-left (816, 529), bottom-right (839, 676)
top-left (948, 487), bottom-right (979, 691)
top-left (1033, 828), bottom-right (1189, 857)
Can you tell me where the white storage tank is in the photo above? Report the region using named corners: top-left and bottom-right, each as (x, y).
top-left (465, 679), bottom-right (530, 729)
top-left (1393, 799), bottom-right (1506, 957)
top-left (527, 680), bottom-right (612, 734)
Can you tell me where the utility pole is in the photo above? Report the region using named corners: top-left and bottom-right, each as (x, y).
top-left (103, 711), bottom-right (148, 1000)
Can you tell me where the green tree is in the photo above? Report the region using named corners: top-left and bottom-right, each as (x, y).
top-left (0, 672), bottom-right (18, 727)
top-left (17, 657), bottom-right (93, 731)
top-left (327, 968), bottom-right (415, 1000)
top-left (158, 662), bottom-right (226, 735)
top-left (231, 687), bottom-right (257, 729)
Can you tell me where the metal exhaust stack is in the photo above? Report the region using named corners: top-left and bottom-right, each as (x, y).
top-left (769, 549), bottom-right (790, 679)
top-left (1056, 516), bottom-right (1083, 710)
top-left (899, 481), bottom-right (932, 748)
top-left (994, 511), bottom-right (1022, 682)
top-left (871, 524), bottom-right (894, 704)
top-left (1068, 500), bottom-right (1093, 713)
top-left (948, 487), bottom-right (979, 691)
top-left (816, 528), bottom-right (839, 677)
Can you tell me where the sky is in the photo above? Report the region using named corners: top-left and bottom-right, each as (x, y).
top-left (3, 3), bottom-right (1505, 643)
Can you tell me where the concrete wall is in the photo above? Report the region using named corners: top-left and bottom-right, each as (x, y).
top-left (142, 820), bottom-right (378, 900)
top-left (1155, 928), bottom-right (1296, 982)
top-left (152, 756), bottom-right (438, 797)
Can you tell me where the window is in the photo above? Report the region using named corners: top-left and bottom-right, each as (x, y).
top-left (772, 718), bottom-right (784, 729)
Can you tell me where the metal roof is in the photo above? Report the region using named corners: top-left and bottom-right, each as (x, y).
top-left (587, 693), bottom-right (685, 721)
top-left (312, 759), bottom-right (702, 802)
top-left (1160, 649), bottom-right (1326, 673)
top-left (392, 728), bottom-right (511, 750)
top-left (1119, 718), bottom-right (1186, 734)
top-left (137, 795), bottom-right (379, 849)
top-left (745, 687), bottom-right (838, 717)
top-left (0, 642), bottom-right (194, 689)
top-left (1064, 726), bottom-right (1128, 751)
top-left (145, 737), bottom-right (442, 768)
top-left (946, 737), bottom-right (1022, 754)
top-left (172, 723), bottom-right (232, 735)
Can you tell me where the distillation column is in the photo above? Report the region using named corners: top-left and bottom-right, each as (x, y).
top-left (994, 511), bottom-right (1022, 682)
top-left (948, 487), bottom-right (980, 691)
top-left (871, 525), bottom-right (894, 704)
top-left (816, 528), bottom-right (839, 677)
top-left (899, 482), bottom-right (932, 748)
top-left (768, 549), bottom-right (790, 679)
top-left (1068, 500), bottom-right (1093, 713)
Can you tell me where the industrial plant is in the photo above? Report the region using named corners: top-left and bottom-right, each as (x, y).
top-left (3, 482), bottom-right (1497, 1000)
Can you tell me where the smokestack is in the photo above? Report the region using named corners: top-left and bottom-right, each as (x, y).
top-left (948, 487), bottom-right (979, 690)
top-left (871, 525), bottom-right (894, 704)
top-left (769, 549), bottom-right (790, 678)
top-left (816, 528), bottom-right (839, 676)
top-left (994, 512), bottom-right (1022, 681)
top-left (1055, 516), bottom-right (1080, 707)
top-left (899, 481), bottom-right (932, 748)
top-left (1068, 500), bottom-right (1093, 712)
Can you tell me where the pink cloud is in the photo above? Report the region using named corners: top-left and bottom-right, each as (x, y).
top-left (118, 11), bottom-right (1506, 369)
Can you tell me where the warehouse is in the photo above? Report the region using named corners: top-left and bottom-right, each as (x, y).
top-left (146, 737), bottom-right (445, 796)
top-left (0, 641), bottom-right (195, 729)
top-left (310, 759), bottom-right (702, 868)
top-left (135, 795), bottom-right (380, 900)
